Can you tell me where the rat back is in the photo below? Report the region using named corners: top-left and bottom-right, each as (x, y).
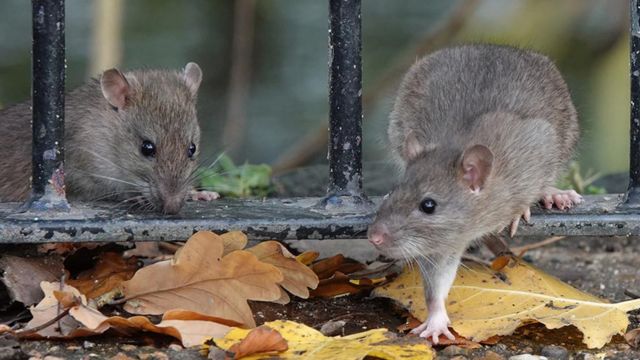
top-left (388, 44), bottom-right (578, 166)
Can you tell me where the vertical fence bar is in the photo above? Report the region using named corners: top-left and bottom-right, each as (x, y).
top-left (625, 0), bottom-right (640, 208)
top-left (324, 0), bottom-right (369, 208)
top-left (30, 0), bottom-right (69, 210)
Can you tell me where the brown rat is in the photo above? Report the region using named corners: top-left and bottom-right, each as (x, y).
top-left (0, 62), bottom-right (214, 214)
top-left (368, 44), bottom-right (582, 342)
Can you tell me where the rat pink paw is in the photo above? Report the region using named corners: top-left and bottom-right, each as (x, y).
top-left (411, 312), bottom-right (455, 344)
top-left (189, 190), bottom-right (220, 201)
top-left (540, 187), bottom-right (583, 210)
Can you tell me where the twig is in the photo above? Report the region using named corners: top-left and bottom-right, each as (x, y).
top-left (15, 308), bottom-right (70, 337)
top-left (272, 0), bottom-right (481, 173)
top-left (511, 236), bottom-right (566, 257)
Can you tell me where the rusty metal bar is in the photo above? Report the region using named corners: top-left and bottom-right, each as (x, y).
top-left (625, 0), bottom-right (640, 208)
top-left (30, 0), bottom-right (69, 210)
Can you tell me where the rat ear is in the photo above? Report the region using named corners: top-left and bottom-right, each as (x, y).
top-left (403, 132), bottom-right (425, 161)
top-left (100, 68), bottom-right (131, 110)
top-left (183, 62), bottom-right (202, 96)
top-left (459, 144), bottom-right (493, 193)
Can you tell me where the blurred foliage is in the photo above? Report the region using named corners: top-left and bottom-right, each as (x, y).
top-left (557, 162), bottom-right (607, 195)
top-left (0, 0), bottom-right (632, 193)
top-left (198, 155), bottom-right (273, 198)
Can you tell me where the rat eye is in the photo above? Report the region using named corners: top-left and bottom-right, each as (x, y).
top-left (419, 197), bottom-right (437, 214)
top-left (140, 140), bottom-right (156, 158)
top-left (187, 143), bottom-right (196, 158)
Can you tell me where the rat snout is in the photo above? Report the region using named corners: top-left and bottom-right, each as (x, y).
top-left (161, 194), bottom-right (186, 215)
top-left (368, 222), bottom-right (392, 247)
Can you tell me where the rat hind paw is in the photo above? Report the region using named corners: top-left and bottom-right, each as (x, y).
top-left (189, 190), bottom-right (220, 201)
top-left (540, 187), bottom-right (583, 210)
top-left (411, 313), bottom-right (455, 344)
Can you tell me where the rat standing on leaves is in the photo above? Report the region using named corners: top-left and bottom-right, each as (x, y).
top-left (0, 63), bottom-right (218, 214)
top-left (368, 45), bottom-right (582, 342)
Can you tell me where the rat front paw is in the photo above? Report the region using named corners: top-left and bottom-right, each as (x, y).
top-left (411, 312), bottom-right (455, 344)
top-left (540, 187), bottom-right (583, 210)
top-left (189, 190), bottom-right (220, 201)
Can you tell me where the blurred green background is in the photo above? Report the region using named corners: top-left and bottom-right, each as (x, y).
top-left (0, 0), bottom-right (630, 193)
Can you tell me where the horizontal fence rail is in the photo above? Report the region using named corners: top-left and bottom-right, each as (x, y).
top-left (0, 195), bottom-right (636, 243)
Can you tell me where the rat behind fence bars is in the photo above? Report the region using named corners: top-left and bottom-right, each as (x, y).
top-left (0, 62), bottom-right (217, 214)
top-left (368, 44), bottom-right (582, 342)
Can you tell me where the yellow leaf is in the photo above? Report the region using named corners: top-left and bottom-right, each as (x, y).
top-left (372, 257), bottom-right (640, 349)
top-left (213, 320), bottom-right (433, 360)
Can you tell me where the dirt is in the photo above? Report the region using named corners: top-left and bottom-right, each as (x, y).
top-left (1, 235), bottom-right (639, 359)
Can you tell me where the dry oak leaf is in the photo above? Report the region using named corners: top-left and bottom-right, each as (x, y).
top-left (372, 257), bottom-right (640, 349)
top-left (226, 325), bottom-right (288, 359)
top-left (0, 254), bottom-right (64, 306)
top-left (71, 308), bottom-right (233, 347)
top-left (23, 281), bottom-right (86, 338)
top-left (295, 251), bottom-right (319, 266)
top-left (21, 284), bottom-right (235, 347)
top-left (220, 231), bottom-right (249, 255)
top-left (245, 241), bottom-right (319, 304)
top-left (122, 231), bottom-right (284, 327)
top-left (214, 320), bottom-right (432, 360)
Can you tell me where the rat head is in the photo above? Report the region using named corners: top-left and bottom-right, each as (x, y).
top-left (368, 133), bottom-right (495, 261)
top-left (99, 62), bottom-right (203, 214)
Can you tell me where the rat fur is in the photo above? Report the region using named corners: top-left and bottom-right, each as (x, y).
top-left (368, 44), bottom-right (581, 342)
top-left (0, 63), bottom-right (205, 214)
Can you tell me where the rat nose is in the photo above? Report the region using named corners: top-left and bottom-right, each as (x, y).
top-left (161, 195), bottom-right (185, 215)
top-left (368, 223), bottom-right (391, 246)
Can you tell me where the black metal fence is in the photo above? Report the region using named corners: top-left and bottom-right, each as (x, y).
top-left (0, 0), bottom-right (638, 243)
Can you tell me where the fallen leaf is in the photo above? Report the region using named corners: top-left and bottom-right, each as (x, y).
top-left (23, 282), bottom-right (86, 337)
top-left (36, 243), bottom-right (100, 255)
top-left (227, 326), bottom-right (288, 359)
top-left (246, 241), bottom-right (318, 303)
top-left (296, 251), bottom-right (319, 266)
top-left (70, 308), bottom-right (233, 347)
top-left (220, 231), bottom-right (249, 255)
top-left (53, 290), bottom-right (81, 309)
top-left (490, 255), bottom-right (511, 271)
top-left (625, 328), bottom-right (640, 348)
top-left (122, 231), bottom-right (283, 327)
top-left (214, 320), bottom-right (433, 360)
top-left (67, 252), bottom-right (139, 301)
top-left (21, 285), bottom-right (233, 347)
top-left (0, 255), bottom-right (64, 306)
top-left (310, 272), bottom-right (374, 298)
top-left (373, 257), bottom-right (640, 348)
top-left (311, 254), bottom-right (366, 280)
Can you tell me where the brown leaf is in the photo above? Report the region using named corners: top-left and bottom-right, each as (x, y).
top-left (311, 255), bottom-right (366, 280)
top-left (23, 282), bottom-right (85, 337)
top-left (490, 255), bottom-right (511, 271)
top-left (219, 231), bottom-right (249, 255)
top-left (227, 326), bottom-right (288, 359)
top-left (67, 252), bottom-right (139, 300)
top-left (625, 328), bottom-right (640, 348)
top-left (0, 255), bottom-right (64, 305)
top-left (36, 243), bottom-right (100, 255)
top-left (122, 231), bottom-right (283, 327)
top-left (296, 251), bottom-right (319, 266)
top-left (53, 291), bottom-right (81, 309)
top-left (70, 307), bottom-right (232, 347)
top-left (310, 272), bottom-right (373, 298)
top-left (18, 282), bottom-right (232, 347)
top-left (246, 241), bottom-right (318, 301)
